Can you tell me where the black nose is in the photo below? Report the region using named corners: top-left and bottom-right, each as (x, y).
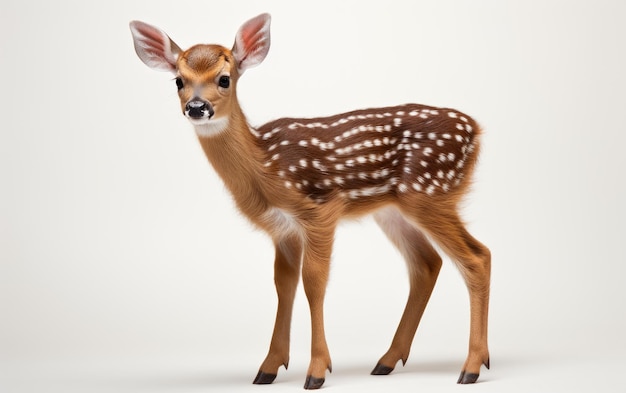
top-left (185, 99), bottom-right (214, 119)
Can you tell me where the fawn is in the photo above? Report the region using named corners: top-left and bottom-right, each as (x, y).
top-left (130, 13), bottom-right (490, 389)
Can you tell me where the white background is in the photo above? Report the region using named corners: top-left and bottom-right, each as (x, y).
top-left (1, 1), bottom-right (625, 392)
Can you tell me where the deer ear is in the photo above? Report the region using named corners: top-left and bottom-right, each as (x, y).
top-left (232, 13), bottom-right (271, 75)
top-left (129, 21), bottom-right (181, 73)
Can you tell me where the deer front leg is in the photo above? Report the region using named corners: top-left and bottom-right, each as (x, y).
top-left (254, 235), bottom-right (303, 385)
top-left (301, 229), bottom-right (335, 390)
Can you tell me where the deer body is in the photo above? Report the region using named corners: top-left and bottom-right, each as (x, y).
top-left (130, 14), bottom-right (491, 390)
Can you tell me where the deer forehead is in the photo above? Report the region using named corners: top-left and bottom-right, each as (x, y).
top-left (177, 44), bottom-right (235, 82)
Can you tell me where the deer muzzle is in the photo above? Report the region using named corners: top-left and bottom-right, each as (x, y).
top-left (185, 98), bottom-right (215, 120)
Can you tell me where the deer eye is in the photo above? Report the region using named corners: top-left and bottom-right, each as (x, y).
top-left (218, 75), bottom-right (230, 89)
top-left (175, 77), bottom-right (184, 90)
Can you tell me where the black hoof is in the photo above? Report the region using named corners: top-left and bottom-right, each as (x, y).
top-left (371, 362), bottom-right (394, 375)
top-left (457, 371), bottom-right (480, 384)
top-left (253, 370), bottom-right (277, 384)
top-left (304, 375), bottom-right (325, 390)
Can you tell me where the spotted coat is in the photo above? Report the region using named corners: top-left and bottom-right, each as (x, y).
top-left (254, 103), bottom-right (478, 203)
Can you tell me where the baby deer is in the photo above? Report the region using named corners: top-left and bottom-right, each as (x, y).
top-left (130, 13), bottom-right (490, 389)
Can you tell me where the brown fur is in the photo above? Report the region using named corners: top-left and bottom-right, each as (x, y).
top-left (130, 15), bottom-right (490, 389)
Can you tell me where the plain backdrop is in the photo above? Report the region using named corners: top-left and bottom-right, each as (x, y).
top-left (1, 1), bottom-right (625, 392)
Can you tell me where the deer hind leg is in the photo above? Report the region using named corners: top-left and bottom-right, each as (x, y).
top-left (413, 208), bottom-right (491, 384)
top-left (300, 227), bottom-right (336, 390)
top-left (254, 235), bottom-right (303, 385)
top-left (371, 207), bottom-right (443, 376)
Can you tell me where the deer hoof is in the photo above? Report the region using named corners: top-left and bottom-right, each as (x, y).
top-left (457, 371), bottom-right (480, 384)
top-left (253, 370), bottom-right (277, 384)
top-left (370, 362), bottom-right (394, 375)
top-left (304, 375), bottom-right (325, 390)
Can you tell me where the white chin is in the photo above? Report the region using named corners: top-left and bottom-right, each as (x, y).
top-left (187, 117), bottom-right (212, 126)
top-left (191, 117), bottom-right (229, 138)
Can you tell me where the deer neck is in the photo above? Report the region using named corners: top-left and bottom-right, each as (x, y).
top-left (195, 111), bottom-right (269, 218)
